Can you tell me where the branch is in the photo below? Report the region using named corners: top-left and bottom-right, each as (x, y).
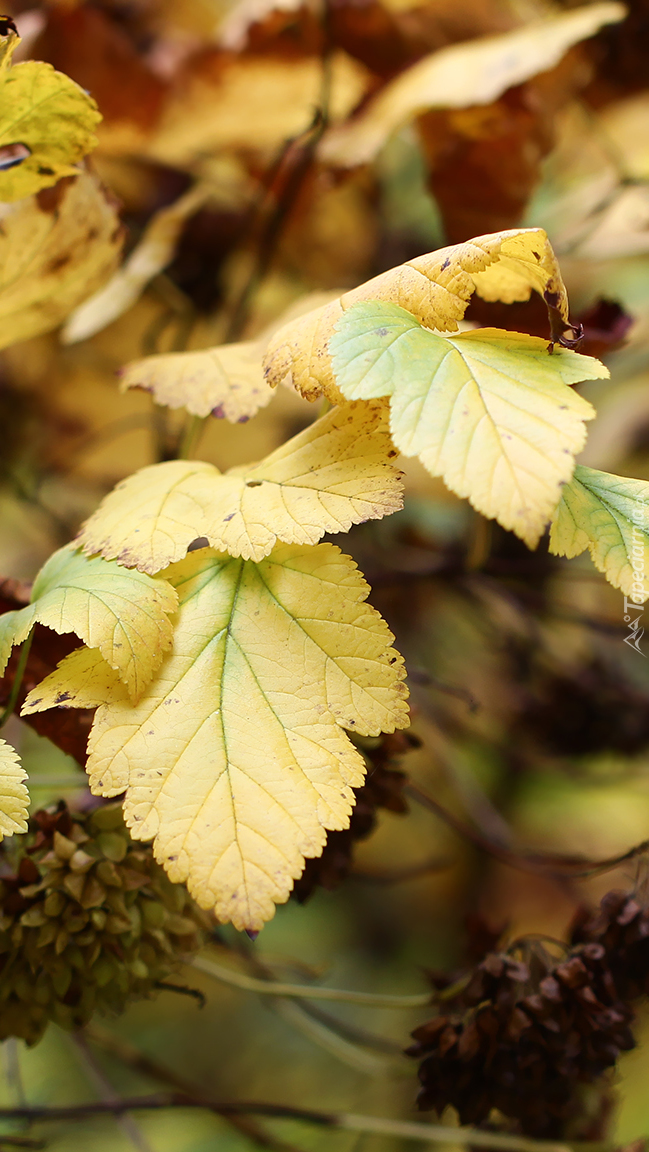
top-left (406, 783), bottom-right (649, 879)
top-left (0, 1096), bottom-right (603, 1152)
top-left (191, 954), bottom-right (432, 1008)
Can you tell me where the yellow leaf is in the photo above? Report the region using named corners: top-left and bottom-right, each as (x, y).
top-left (320, 2), bottom-right (625, 168)
top-left (23, 646), bottom-right (127, 714)
top-left (76, 400), bottom-right (402, 569)
top-left (0, 546), bottom-right (178, 702)
top-left (120, 338), bottom-right (272, 423)
top-left (119, 290), bottom-right (342, 422)
top-left (329, 303), bottom-right (605, 547)
top-left (27, 544), bottom-right (408, 931)
top-left (0, 170), bottom-right (123, 351)
top-left (0, 739), bottom-right (29, 840)
top-left (263, 227), bottom-right (573, 401)
top-left (62, 183), bottom-right (211, 344)
top-left (0, 48), bottom-right (101, 201)
top-left (146, 53), bottom-right (369, 169)
top-left (549, 465), bottom-right (649, 602)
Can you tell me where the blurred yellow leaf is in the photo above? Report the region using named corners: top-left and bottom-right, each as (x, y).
top-left (329, 303), bottom-right (604, 546)
top-left (76, 400), bottom-right (402, 568)
top-left (263, 226), bottom-right (572, 401)
top-left (62, 182), bottom-right (211, 343)
top-left (24, 543), bottom-right (409, 931)
top-left (549, 465), bottom-right (649, 601)
top-left (0, 546), bottom-right (178, 701)
top-left (0, 739), bottom-right (29, 840)
top-left (320, 2), bottom-right (625, 168)
top-left (0, 170), bottom-right (123, 350)
top-left (0, 35), bottom-right (100, 201)
top-left (146, 52), bottom-right (370, 168)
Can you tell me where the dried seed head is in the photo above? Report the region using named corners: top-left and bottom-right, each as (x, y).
top-left (0, 801), bottom-right (212, 1045)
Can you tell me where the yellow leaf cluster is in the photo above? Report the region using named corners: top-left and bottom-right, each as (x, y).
top-left (24, 543), bottom-right (409, 931)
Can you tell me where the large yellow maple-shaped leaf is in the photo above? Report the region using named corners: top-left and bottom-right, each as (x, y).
top-left (319, 2), bottom-right (625, 168)
top-left (327, 302), bottom-right (604, 546)
top-left (0, 170), bottom-right (123, 351)
top-left (0, 546), bottom-right (178, 701)
top-left (76, 401), bottom-right (402, 570)
top-left (263, 228), bottom-right (575, 402)
top-left (24, 544), bottom-right (409, 931)
top-left (549, 466), bottom-right (649, 602)
top-left (0, 739), bottom-right (29, 840)
top-left (0, 26), bottom-right (100, 201)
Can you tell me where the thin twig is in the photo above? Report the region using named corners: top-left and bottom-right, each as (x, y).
top-left (407, 782), bottom-right (649, 880)
top-left (191, 954), bottom-right (432, 1008)
top-left (71, 1032), bottom-right (155, 1152)
top-left (0, 1096), bottom-right (606, 1152)
top-left (0, 1139), bottom-right (44, 1149)
top-left (84, 1025), bottom-right (301, 1152)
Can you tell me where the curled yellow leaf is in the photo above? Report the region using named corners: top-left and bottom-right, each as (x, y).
top-left (263, 227), bottom-right (572, 402)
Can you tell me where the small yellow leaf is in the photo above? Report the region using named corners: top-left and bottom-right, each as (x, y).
top-left (76, 400), bottom-right (402, 570)
top-left (329, 303), bottom-right (605, 547)
top-left (119, 290), bottom-right (341, 423)
top-left (0, 739), bottom-right (29, 840)
top-left (549, 465), bottom-right (649, 602)
top-left (43, 544), bottom-right (408, 931)
top-left (263, 227), bottom-right (571, 402)
top-left (120, 339), bottom-right (273, 423)
top-left (320, 2), bottom-right (625, 168)
top-left (0, 546), bottom-right (178, 701)
top-left (23, 646), bottom-right (127, 715)
top-left (0, 57), bottom-right (101, 201)
top-left (62, 183), bottom-right (211, 343)
top-left (0, 170), bottom-right (123, 351)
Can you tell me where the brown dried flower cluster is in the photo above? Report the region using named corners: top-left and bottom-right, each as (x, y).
top-left (408, 920), bottom-right (638, 1137)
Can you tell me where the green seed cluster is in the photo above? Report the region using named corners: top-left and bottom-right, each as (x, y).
top-left (0, 802), bottom-right (210, 1044)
